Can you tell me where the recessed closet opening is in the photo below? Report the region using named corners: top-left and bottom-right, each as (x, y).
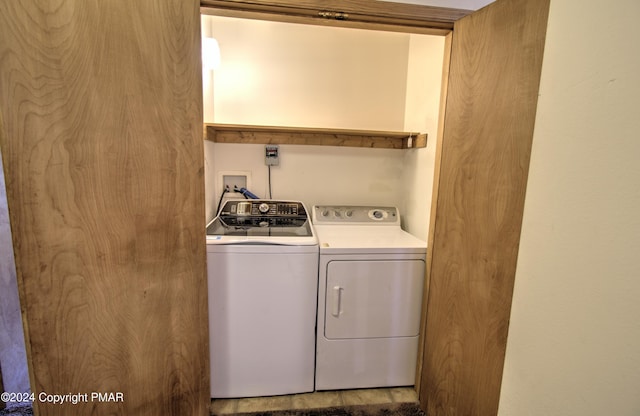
top-left (200, 7), bottom-right (452, 411)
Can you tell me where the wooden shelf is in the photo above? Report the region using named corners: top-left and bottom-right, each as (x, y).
top-left (204, 124), bottom-right (427, 149)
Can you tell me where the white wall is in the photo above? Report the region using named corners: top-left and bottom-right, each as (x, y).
top-left (208, 15), bottom-right (409, 130)
top-left (210, 142), bottom-right (405, 209)
top-left (401, 34), bottom-right (445, 240)
top-left (499, 1), bottom-right (640, 415)
top-left (202, 15), bottom-right (444, 241)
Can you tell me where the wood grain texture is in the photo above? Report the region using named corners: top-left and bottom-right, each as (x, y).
top-left (420, 0), bottom-right (550, 415)
top-left (0, 1), bottom-right (209, 415)
top-left (202, 8), bottom-right (451, 36)
top-left (201, 0), bottom-right (472, 31)
top-left (205, 124), bottom-right (427, 149)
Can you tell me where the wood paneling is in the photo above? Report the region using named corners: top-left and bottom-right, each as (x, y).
top-left (201, 0), bottom-right (471, 34)
top-left (0, 1), bottom-right (209, 415)
top-left (420, 0), bottom-right (550, 415)
top-left (206, 124), bottom-right (427, 149)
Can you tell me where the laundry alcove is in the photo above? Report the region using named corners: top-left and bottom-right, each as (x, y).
top-left (0, 0), bottom-right (549, 415)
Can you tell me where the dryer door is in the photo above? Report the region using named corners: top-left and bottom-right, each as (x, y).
top-left (324, 259), bottom-right (425, 339)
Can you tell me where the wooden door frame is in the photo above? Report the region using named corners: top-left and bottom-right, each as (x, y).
top-left (200, 0), bottom-right (459, 396)
top-left (200, 0), bottom-right (471, 34)
top-left (202, 4), bottom-right (550, 416)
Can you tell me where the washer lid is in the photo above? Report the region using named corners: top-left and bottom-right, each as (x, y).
top-left (207, 199), bottom-right (317, 245)
top-left (207, 217), bottom-right (313, 238)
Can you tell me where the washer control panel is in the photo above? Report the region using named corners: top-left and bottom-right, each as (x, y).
top-left (313, 205), bottom-right (399, 225)
top-left (221, 200), bottom-right (305, 218)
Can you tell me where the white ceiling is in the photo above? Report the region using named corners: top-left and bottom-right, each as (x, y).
top-left (378, 0), bottom-right (494, 11)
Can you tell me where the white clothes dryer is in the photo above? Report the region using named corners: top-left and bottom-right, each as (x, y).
top-left (312, 205), bottom-right (427, 390)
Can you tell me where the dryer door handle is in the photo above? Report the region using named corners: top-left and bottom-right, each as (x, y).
top-left (331, 286), bottom-right (343, 317)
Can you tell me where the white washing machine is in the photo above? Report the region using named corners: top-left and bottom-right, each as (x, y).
top-left (206, 199), bottom-right (318, 398)
top-left (313, 205), bottom-right (427, 390)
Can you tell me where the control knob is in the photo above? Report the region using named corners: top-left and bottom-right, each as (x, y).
top-left (368, 209), bottom-right (388, 220)
top-left (258, 203), bottom-right (270, 213)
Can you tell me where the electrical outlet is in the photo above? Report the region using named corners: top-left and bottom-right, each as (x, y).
top-left (265, 145), bottom-right (279, 166)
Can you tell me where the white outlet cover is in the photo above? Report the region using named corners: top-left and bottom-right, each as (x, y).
top-left (217, 170), bottom-right (252, 196)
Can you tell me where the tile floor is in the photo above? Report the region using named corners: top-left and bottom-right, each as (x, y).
top-left (210, 387), bottom-right (418, 415)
